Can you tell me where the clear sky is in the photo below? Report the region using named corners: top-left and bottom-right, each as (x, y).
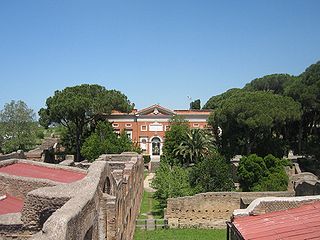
top-left (0, 0), bottom-right (319, 114)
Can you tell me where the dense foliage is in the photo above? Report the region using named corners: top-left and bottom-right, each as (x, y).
top-left (189, 153), bottom-right (234, 193)
top-left (161, 116), bottom-right (190, 165)
top-left (151, 161), bottom-right (194, 206)
top-left (204, 61), bottom-right (320, 161)
top-left (0, 100), bottom-right (37, 153)
top-left (238, 154), bottom-right (289, 191)
top-left (152, 116), bottom-right (234, 205)
top-left (285, 61), bottom-right (320, 158)
top-left (190, 99), bottom-right (201, 110)
top-left (243, 74), bottom-right (293, 94)
top-left (39, 84), bottom-right (133, 161)
top-left (174, 128), bottom-right (215, 165)
top-left (81, 121), bottom-right (138, 161)
top-left (211, 90), bottom-right (301, 158)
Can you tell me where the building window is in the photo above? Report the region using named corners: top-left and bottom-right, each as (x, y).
top-left (125, 123), bottom-right (132, 128)
top-left (140, 137), bottom-right (148, 152)
top-left (112, 123), bottom-right (119, 128)
top-left (165, 125), bottom-right (170, 131)
top-left (193, 123), bottom-right (200, 128)
top-left (149, 122), bottom-right (163, 132)
top-left (114, 130), bottom-right (120, 137)
top-left (141, 125), bottom-right (147, 131)
top-left (126, 131), bottom-right (133, 140)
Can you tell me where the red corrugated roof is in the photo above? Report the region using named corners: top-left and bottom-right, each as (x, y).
top-left (0, 163), bottom-right (86, 183)
top-left (0, 194), bottom-right (24, 215)
top-left (233, 201), bottom-right (320, 239)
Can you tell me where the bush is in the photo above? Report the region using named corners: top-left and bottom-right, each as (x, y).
top-left (151, 161), bottom-right (194, 206)
top-left (238, 154), bottom-right (289, 191)
top-left (81, 121), bottom-right (138, 161)
top-left (189, 153), bottom-right (234, 193)
top-left (143, 155), bottom-right (151, 164)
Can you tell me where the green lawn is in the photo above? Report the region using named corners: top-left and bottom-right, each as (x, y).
top-left (134, 228), bottom-right (226, 240)
top-left (138, 191), bottom-right (163, 219)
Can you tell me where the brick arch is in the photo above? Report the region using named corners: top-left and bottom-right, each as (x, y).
top-left (103, 176), bottom-right (112, 195)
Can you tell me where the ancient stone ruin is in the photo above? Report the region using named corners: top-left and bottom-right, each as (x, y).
top-left (0, 152), bottom-right (144, 240)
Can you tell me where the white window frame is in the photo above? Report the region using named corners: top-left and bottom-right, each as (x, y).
top-left (125, 130), bottom-right (133, 140)
top-left (141, 125), bottom-right (147, 131)
top-left (112, 123), bottom-right (119, 128)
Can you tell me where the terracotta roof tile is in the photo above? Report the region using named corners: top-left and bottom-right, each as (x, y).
top-left (233, 201), bottom-right (320, 240)
top-left (0, 194), bottom-right (24, 215)
top-left (0, 163), bottom-right (86, 183)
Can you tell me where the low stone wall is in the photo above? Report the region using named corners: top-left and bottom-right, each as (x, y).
top-left (99, 153), bottom-right (144, 240)
top-left (166, 191), bottom-right (294, 229)
top-left (0, 153), bottom-right (144, 240)
top-left (30, 161), bottom-right (107, 239)
top-left (0, 159), bottom-right (65, 200)
top-left (0, 151), bottom-right (26, 161)
top-left (29, 153), bottom-right (143, 240)
top-left (233, 195), bottom-right (320, 217)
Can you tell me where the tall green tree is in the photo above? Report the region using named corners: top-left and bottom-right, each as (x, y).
top-left (189, 153), bottom-right (234, 193)
top-left (244, 74), bottom-right (294, 95)
top-left (151, 161), bottom-right (193, 206)
top-left (39, 84), bottom-right (133, 161)
top-left (190, 99), bottom-right (201, 110)
top-left (285, 61), bottom-right (320, 156)
top-left (0, 100), bottom-right (36, 153)
top-left (210, 90), bottom-right (301, 158)
top-left (238, 154), bottom-right (289, 191)
top-left (81, 121), bottom-right (136, 161)
top-left (174, 128), bottom-right (215, 165)
top-left (203, 88), bottom-right (242, 110)
top-left (162, 116), bottom-right (190, 165)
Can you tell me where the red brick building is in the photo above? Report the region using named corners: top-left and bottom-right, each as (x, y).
top-left (107, 104), bottom-right (211, 157)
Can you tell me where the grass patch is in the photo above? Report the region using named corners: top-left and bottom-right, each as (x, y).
top-left (138, 191), bottom-right (163, 219)
top-left (134, 228), bottom-right (226, 240)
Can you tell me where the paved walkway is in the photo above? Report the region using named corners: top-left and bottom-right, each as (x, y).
top-left (143, 172), bottom-right (156, 229)
top-left (144, 172), bottom-right (156, 193)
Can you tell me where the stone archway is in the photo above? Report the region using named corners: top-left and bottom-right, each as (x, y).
top-left (103, 176), bottom-right (112, 194)
top-left (150, 137), bottom-right (161, 156)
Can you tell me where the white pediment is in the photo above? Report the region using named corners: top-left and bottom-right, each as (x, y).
top-left (136, 104), bottom-right (175, 116)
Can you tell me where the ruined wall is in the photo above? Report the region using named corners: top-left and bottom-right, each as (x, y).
top-left (0, 151), bottom-right (26, 161)
top-left (233, 195), bottom-right (320, 217)
top-left (0, 160), bottom-right (60, 199)
top-left (28, 153), bottom-right (144, 240)
top-left (100, 153), bottom-right (144, 240)
top-left (166, 191), bottom-right (294, 229)
top-left (29, 161), bottom-right (108, 239)
top-left (0, 153), bottom-right (143, 240)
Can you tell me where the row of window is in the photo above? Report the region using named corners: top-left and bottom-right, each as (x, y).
top-left (112, 123), bottom-right (201, 130)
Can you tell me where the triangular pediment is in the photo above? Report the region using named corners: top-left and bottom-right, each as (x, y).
top-left (136, 104), bottom-right (175, 116)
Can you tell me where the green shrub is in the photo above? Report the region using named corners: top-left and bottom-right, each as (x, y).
top-left (143, 155), bottom-right (151, 164)
top-left (238, 154), bottom-right (289, 191)
top-left (151, 161), bottom-right (194, 206)
top-left (189, 153), bottom-right (234, 193)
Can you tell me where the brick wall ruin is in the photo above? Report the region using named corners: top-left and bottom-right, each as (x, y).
top-left (165, 191), bottom-right (294, 229)
top-left (0, 153), bottom-right (144, 240)
top-left (233, 195), bottom-right (320, 217)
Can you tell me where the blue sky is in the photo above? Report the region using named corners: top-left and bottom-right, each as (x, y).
top-left (0, 0), bottom-right (319, 113)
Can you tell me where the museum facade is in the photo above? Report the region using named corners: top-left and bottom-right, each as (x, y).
top-left (107, 104), bottom-right (211, 157)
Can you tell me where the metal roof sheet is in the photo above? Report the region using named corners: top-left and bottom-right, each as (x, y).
top-left (0, 194), bottom-right (24, 215)
top-left (0, 163), bottom-right (86, 183)
top-left (233, 201), bottom-right (320, 240)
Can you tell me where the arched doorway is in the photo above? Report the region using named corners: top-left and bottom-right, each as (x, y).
top-left (151, 137), bottom-right (161, 156)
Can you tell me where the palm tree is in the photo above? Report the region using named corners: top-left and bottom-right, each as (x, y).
top-left (174, 129), bottom-right (215, 165)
